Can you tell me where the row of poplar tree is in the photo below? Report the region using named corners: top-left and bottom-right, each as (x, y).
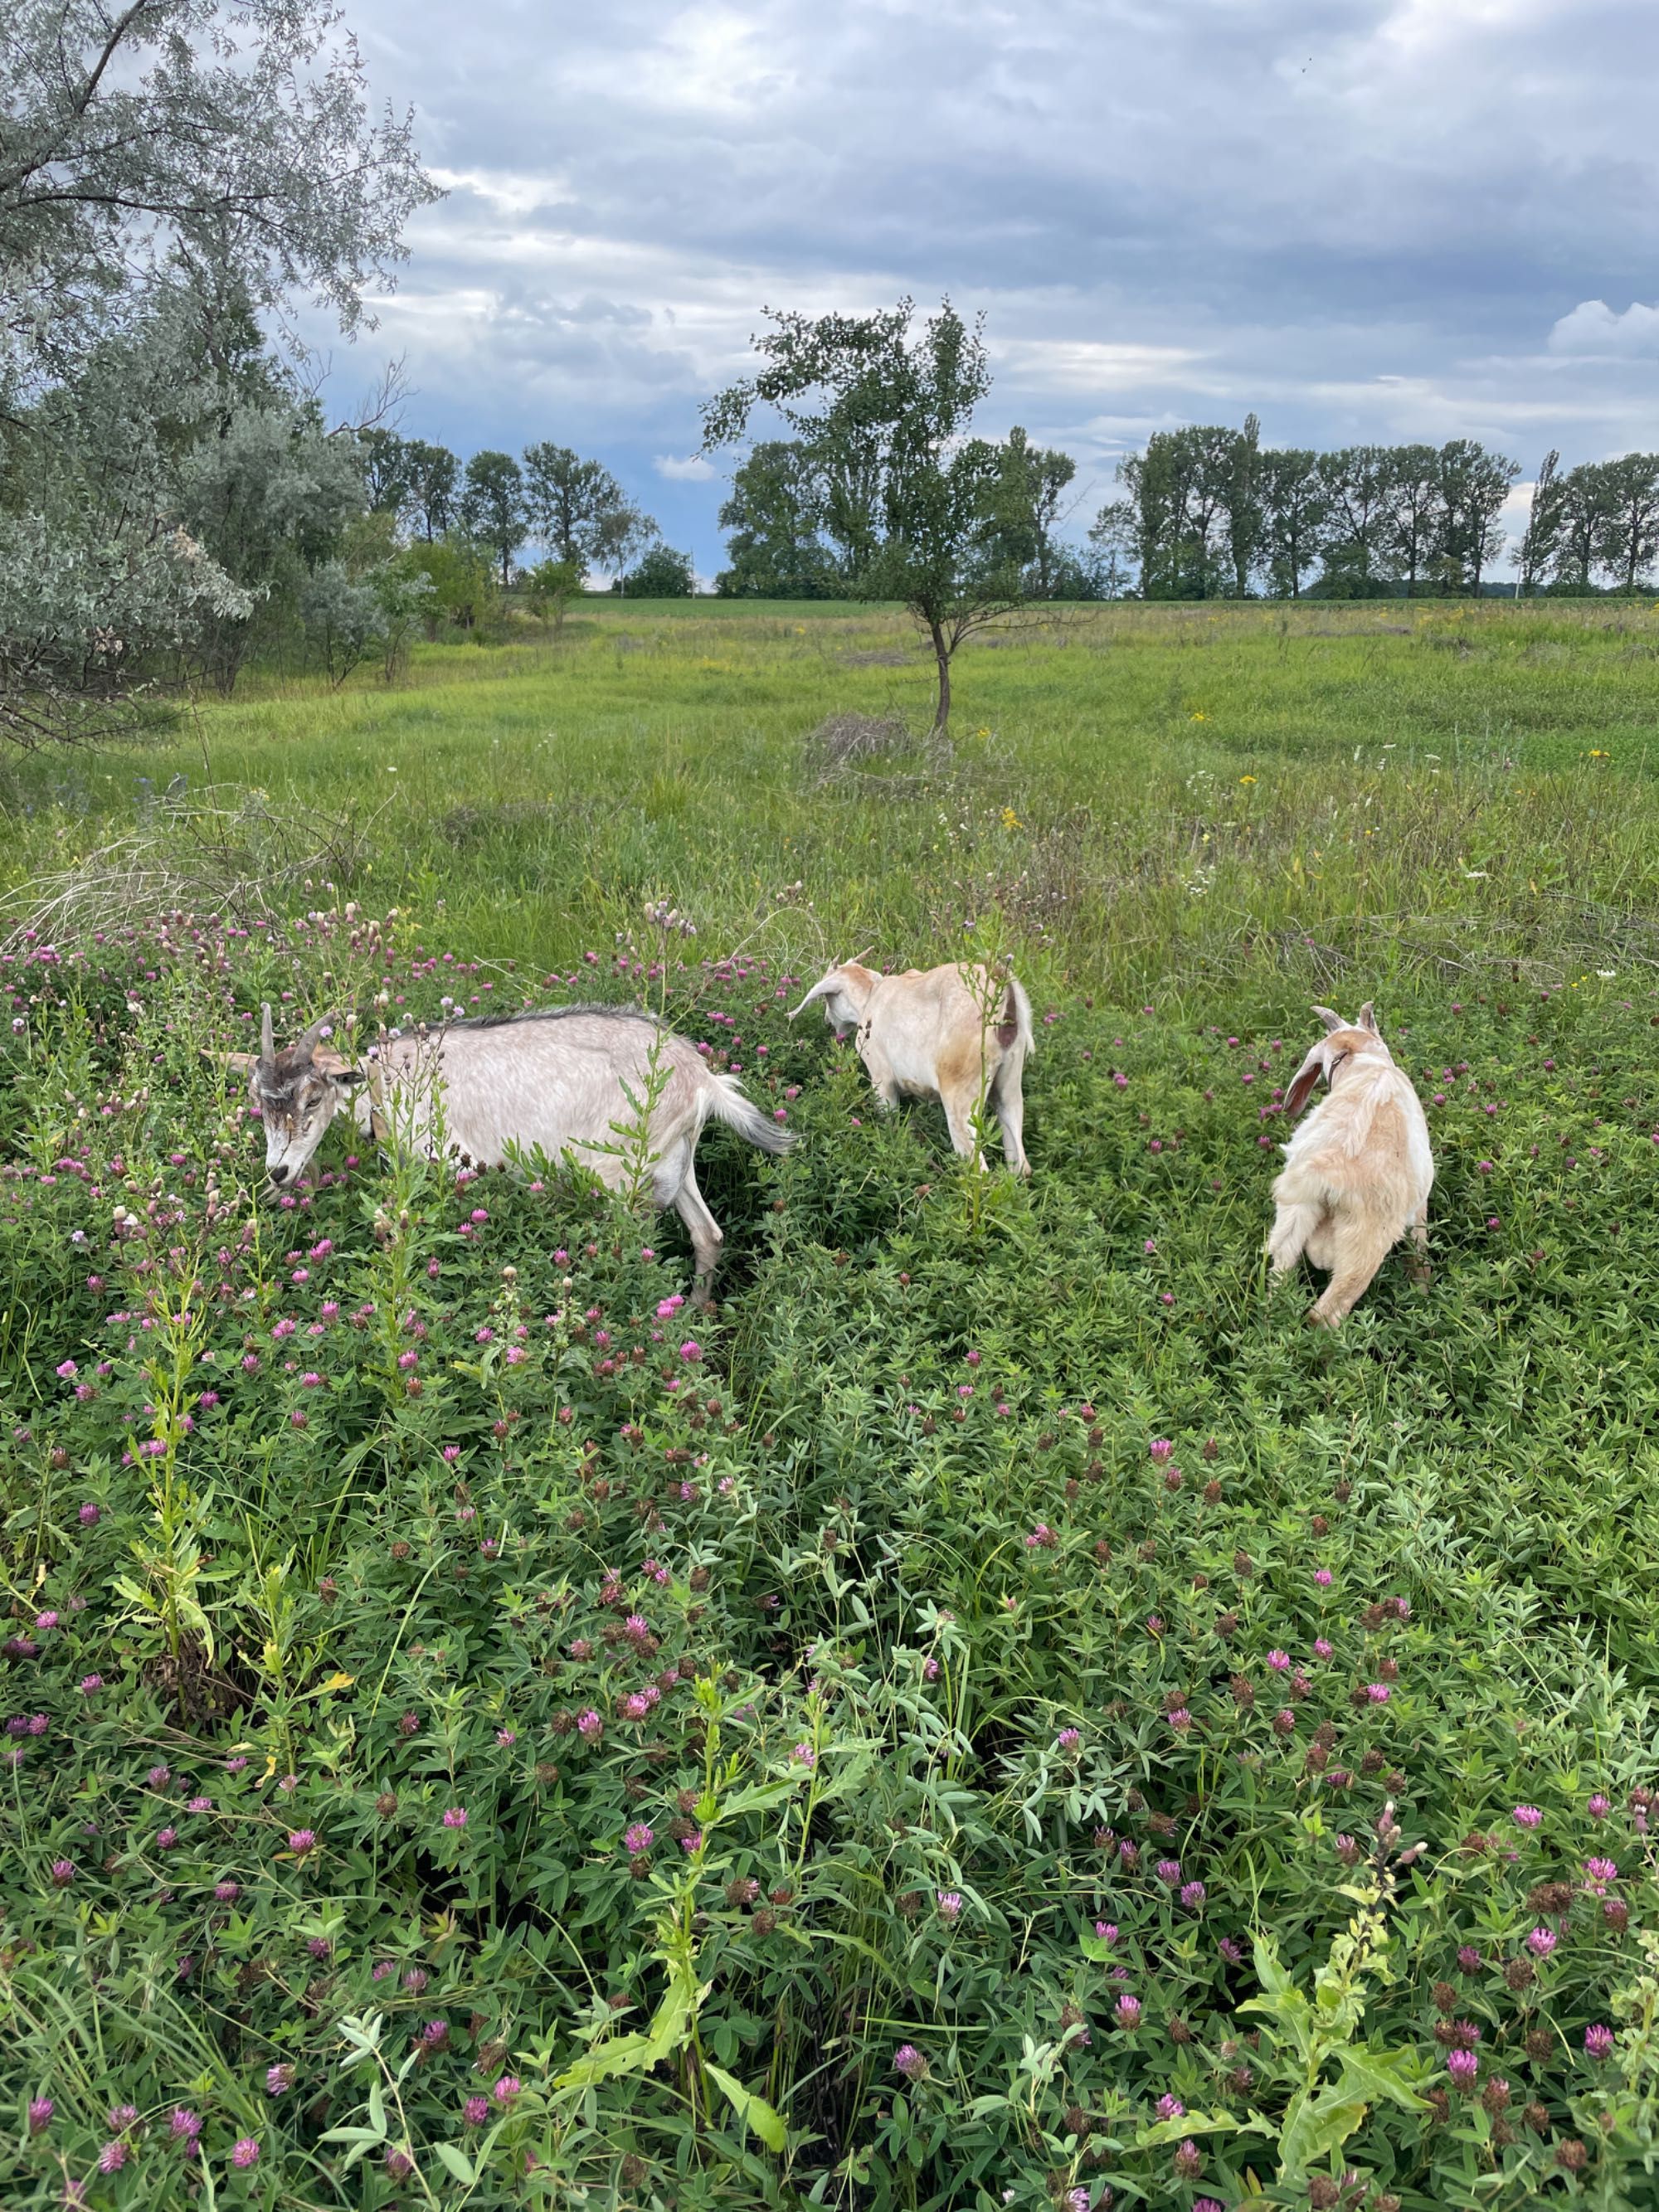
top-left (715, 420), bottom-right (1659, 602)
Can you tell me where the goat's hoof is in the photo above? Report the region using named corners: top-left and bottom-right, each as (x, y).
top-left (1408, 1266), bottom-right (1433, 1287)
top-left (1306, 1307), bottom-right (1340, 1330)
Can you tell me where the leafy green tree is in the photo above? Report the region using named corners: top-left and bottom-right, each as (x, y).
top-left (1548, 463), bottom-right (1613, 591)
top-left (1435, 439), bottom-right (1518, 595)
top-left (299, 562), bottom-right (384, 688)
top-left (704, 298), bottom-right (1019, 732)
top-left (1516, 451), bottom-right (1564, 596)
top-left (523, 556), bottom-right (586, 633)
top-left (0, 0), bottom-right (435, 740)
top-left (982, 427), bottom-right (1078, 597)
top-left (1256, 448), bottom-right (1327, 599)
top-left (715, 440), bottom-right (836, 597)
top-left (1314, 447), bottom-right (1394, 596)
top-left (357, 430), bottom-right (412, 517)
top-left (1593, 452), bottom-right (1659, 591)
top-left (460, 451), bottom-right (528, 586)
top-left (619, 545), bottom-right (696, 597)
top-left (174, 393), bottom-right (366, 693)
top-left (402, 440), bottom-right (459, 542)
top-left (1117, 425), bottom-right (1257, 600)
top-left (1379, 444), bottom-right (1444, 596)
top-left (402, 537), bottom-right (496, 634)
top-left (521, 444), bottom-right (654, 577)
top-left (1082, 503), bottom-right (1139, 597)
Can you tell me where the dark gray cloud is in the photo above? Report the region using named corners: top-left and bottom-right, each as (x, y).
top-left (327, 0), bottom-right (1659, 574)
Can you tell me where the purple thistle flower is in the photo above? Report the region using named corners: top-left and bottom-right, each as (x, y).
top-left (1526, 1927), bottom-right (1558, 1957)
top-left (215, 1880), bottom-right (240, 1902)
top-left (893, 2044), bottom-right (927, 2081)
top-left (1584, 1855), bottom-right (1618, 1887)
top-left (156, 1826), bottom-right (178, 1850)
top-left (109, 2105), bottom-right (137, 2131)
top-left (1093, 1921), bottom-right (1119, 1945)
top-left (1313, 1568), bottom-right (1333, 1587)
top-left (231, 2136), bottom-right (260, 2168)
top-left (50, 1858), bottom-right (75, 1886)
top-left (936, 1889), bottom-right (963, 1920)
top-left (1447, 2049), bottom-right (1478, 2086)
top-left (265, 2064), bottom-right (294, 2095)
top-left (27, 2096), bottom-right (53, 2133)
top-left (464, 2094), bottom-right (489, 2124)
top-left (1148, 1438), bottom-right (1175, 1463)
top-left (491, 2074), bottom-right (522, 2104)
top-left (78, 1503), bottom-right (100, 1526)
top-left (1155, 1857), bottom-right (1182, 1885)
top-left (1180, 1880), bottom-right (1206, 1910)
top-left (791, 1742), bottom-right (816, 1767)
top-left (1511, 1804), bottom-right (1542, 1829)
top-left (1155, 2093), bottom-right (1185, 2120)
top-left (623, 1822), bottom-right (654, 1855)
top-left (1585, 2024), bottom-right (1615, 2059)
top-left (1267, 1650), bottom-right (1290, 1672)
top-left (79, 1675), bottom-right (103, 1694)
top-left (287, 1828), bottom-right (316, 1854)
top-left (1114, 1993), bottom-right (1141, 2028)
top-left (384, 2147), bottom-right (414, 2179)
top-left (1589, 1792), bottom-right (1611, 1817)
top-left (97, 2141), bottom-right (128, 2174)
top-left (1457, 1945), bottom-right (1482, 1972)
top-left (148, 1764), bottom-right (171, 1787)
top-left (1056, 1727), bottom-right (1081, 1750)
top-left (1218, 1935), bottom-right (1243, 1964)
top-left (170, 2107), bottom-right (202, 2146)
top-left (441, 1806), bottom-right (467, 1830)
top-left (1365, 1683), bottom-right (1391, 1703)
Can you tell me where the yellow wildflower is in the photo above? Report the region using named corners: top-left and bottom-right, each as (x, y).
top-left (1238, 775), bottom-right (1257, 785)
top-left (1190, 711), bottom-right (1209, 721)
top-left (1001, 806), bottom-right (1023, 830)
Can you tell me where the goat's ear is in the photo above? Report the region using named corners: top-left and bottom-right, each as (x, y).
top-left (327, 1067), bottom-right (367, 1091)
top-left (208, 1049), bottom-right (259, 1074)
top-left (1357, 1000), bottom-right (1378, 1033)
top-left (1283, 1043), bottom-right (1326, 1117)
top-left (1311, 1004), bottom-right (1344, 1033)
top-left (786, 973), bottom-right (838, 1021)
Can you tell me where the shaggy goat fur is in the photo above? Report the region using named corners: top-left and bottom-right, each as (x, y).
top-left (788, 959), bottom-right (1034, 1174)
top-left (1267, 1002), bottom-right (1434, 1327)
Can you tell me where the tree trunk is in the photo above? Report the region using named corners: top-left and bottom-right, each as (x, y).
top-left (929, 619), bottom-right (951, 736)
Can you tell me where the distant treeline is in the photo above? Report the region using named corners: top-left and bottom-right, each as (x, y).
top-left (715, 420), bottom-right (1659, 602)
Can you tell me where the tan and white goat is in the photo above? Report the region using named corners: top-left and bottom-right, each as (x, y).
top-left (223, 1004), bottom-right (791, 1303)
top-left (1266, 1002), bottom-right (1434, 1327)
top-left (787, 960), bottom-right (1034, 1173)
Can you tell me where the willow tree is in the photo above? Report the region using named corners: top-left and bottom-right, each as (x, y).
top-left (0, 0), bottom-right (436, 740)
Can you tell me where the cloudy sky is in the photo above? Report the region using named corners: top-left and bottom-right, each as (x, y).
top-left (334, 0), bottom-right (1659, 577)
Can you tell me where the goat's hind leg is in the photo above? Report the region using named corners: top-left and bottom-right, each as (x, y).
top-left (669, 1152), bottom-right (725, 1309)
top-left (1308, 1216), bottom-right (1398, 1328)
top-left (1267, 1198), bottom-right (1320, 1277)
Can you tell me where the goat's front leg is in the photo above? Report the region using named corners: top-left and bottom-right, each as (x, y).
top-left (672, 1158), bottom-right (725, 1309)
top-left (855, 1026), bottom-right (902, 1110)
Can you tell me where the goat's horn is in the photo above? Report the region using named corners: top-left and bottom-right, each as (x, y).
top-left (291, 1010), bottom-right (341, 1062)
top-left (260, 1002), bottom-right (275, 1059)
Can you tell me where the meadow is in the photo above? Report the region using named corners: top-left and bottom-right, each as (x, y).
top-left (2, 598), bottom-right (1659, 2211)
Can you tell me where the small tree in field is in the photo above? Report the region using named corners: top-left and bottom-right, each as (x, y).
top-left (523, 556), bottom-right (585, 634)
top-left (703, 298), bottom-right (1019, 734)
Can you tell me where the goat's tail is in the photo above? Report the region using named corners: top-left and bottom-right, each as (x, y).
top-left (998, 972), bottom-right (1035, 1058)
top-left (705, 1072), bottom-right (795, 1155)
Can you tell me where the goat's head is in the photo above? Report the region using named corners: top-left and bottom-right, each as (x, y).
top-left (1283, 1002), bottom-right (1389, 1116)
top-left (786, 960), bottom-right (874, 1041)
top-left (222, 1005), bottom-right (365, 1185)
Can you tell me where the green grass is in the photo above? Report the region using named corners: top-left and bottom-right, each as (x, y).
top-left (6, 596), bottom-right (1658, 1002)
top-left (3, 600), bottom-right (1659, 2210)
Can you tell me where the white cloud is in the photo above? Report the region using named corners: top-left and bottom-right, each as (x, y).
top-left (654, 453), bottom-right (717, 480)
top-left (1547, 300), bottom-right (1659, 358)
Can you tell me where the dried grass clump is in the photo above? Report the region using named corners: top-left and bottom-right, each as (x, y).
top-left (2, 785), bottom-right (387, 949)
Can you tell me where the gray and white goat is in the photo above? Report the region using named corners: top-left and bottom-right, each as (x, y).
top-left (225, 1004), bottom-right (791, 1301)
top-left (787, 959), bottom-right (1033, 1173)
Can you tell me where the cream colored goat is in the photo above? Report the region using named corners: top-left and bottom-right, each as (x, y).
top-left (1267, 1002), bottom-right (1434, 1327)
top-left (222, 1004), bottom-right (791, 1304)
top-left (787, 959), bottom-right (1033, 1173)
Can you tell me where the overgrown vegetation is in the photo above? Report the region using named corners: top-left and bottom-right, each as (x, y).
top-left (3, 601), bottom-right (1659, 2210)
